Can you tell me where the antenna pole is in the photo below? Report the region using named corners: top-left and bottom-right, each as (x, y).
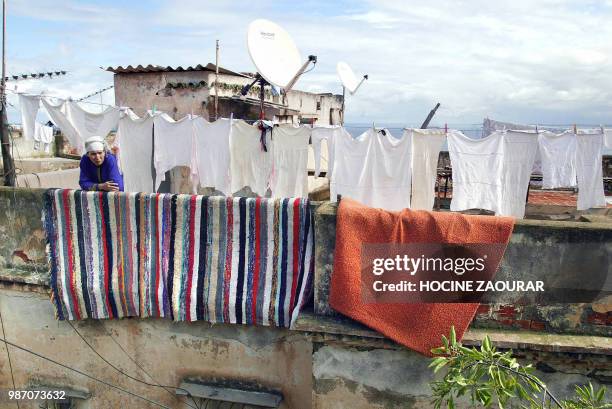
top-left (0, 0), bottom-right (14, 186)
top-left (215, 39), bottom-right (219, 120)
top-left (420, 102), bottom-right (441, 129)
top-left (340, 86), bottom-right (345, 126)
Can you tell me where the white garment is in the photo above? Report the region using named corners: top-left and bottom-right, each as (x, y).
top-left (331, 129), bottom-right (412, 211)
top-left (408, 129), bottom-right (445, 210)
top-left (448, 131), bottom-right (504, 215)
top-left (604, 129), bottom-right (612, 150)
top-left (230, 120), bottom-right (273, 196)
top-left (500, 131), bottom-right (538, 218)
top-left (115, 112), bottom-right (155, 193)
top-left (192, 117), bottom-right (232, 195)
top-left (153, 115), bottom-right (195, 192)
top-left (66, 101), bottom-right (120, 144)
top-left (311, 126), bottom-right (343, 178)
top-left (538, 131), bottom-right (577, 188)
top-left (41, 99), bottom-right (82, 153)
top-left (34, 123), bottom-right (54, 153)
top-left (576, 132), bottom-right (606, 210)
top-left (270, 125), bottom-right (311, 198)
top-left (18, 94), bottom-right (40, 141)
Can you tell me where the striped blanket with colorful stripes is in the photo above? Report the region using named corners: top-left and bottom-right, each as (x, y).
top-left (43, 189), bottom-right (314, 328)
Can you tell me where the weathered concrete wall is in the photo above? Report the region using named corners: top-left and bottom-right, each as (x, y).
top-left (313, 202), bottom-right (612, 337)
top-left (0, 187), bottom-right (610, 408)
top-left (0, 287), bottom-right (313, 409)
top-left (114, 71), bottom-right (213, 120)
top-left (113, 71), bottom-right (343, 124)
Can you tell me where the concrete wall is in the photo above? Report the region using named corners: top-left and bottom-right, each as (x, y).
top-left (113, 71), bottom-right (343, 124)
top-left (0, 187), bottom-right (610, 408)
top-left (314, 202), bottom-right (612, 337)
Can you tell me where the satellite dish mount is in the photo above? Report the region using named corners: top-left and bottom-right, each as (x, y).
top-left (245, 19), bottom-right (317, 120)
top-left (337, 62), bottom-right (368, 125)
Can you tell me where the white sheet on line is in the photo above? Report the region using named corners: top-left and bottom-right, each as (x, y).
top-left (331, 128), bottom-right (412, 211)
top-left (604, 129), bottom-right (612, 149)
top-left (42, 98), bottom-right (82, 153)
top-left (311, 126), bottom-right (343, 178)
top-left (448, 131), bottom-right (504, 215)
top-left (18, 94), bottom-right (40, 141)
top-left (576, 132), bottom-right (606, 210)
top-left (230, 120), bottom-right (273, 196)
top-left (538, 131), bottom-right (577, 188)
top-left (115, 111), bottom-right (155, 193)
top-left (408, 129), bottom-right (446, 210)
top-left (192, 117), bottom-right (232, 195)
top-left (66, 101), bottom-right (120, 142)
top-left (500, 131), bottom-right (538, 218)
top-left (270, 125), bottom-right (311, 198)
top-left (34, 122), bottom-right (54, 153)
top-left (153, 114), bottom-right (194, 192)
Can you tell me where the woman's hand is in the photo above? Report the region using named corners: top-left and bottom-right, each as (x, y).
top-left (97, 181), bottom-right (120, 192)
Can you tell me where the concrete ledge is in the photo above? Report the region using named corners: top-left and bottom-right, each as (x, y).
top-left (294, 312), bottom-right (612, 356)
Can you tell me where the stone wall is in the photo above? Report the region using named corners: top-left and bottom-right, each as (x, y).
top-left (0, 187), bottom-right (609, 408)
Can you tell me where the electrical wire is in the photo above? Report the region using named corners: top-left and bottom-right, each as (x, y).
top-left (0, 334), bottom-right (173, 409)
top-left (0, 308), bottom-right (19, 408)
top-left (65, 320), bottom-right (200, 409)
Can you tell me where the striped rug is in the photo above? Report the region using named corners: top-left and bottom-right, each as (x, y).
top-left (43, 190), bottom-right (314, 328)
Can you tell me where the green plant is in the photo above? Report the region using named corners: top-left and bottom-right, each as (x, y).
top-left (430, 327), bottom-right (610, 409)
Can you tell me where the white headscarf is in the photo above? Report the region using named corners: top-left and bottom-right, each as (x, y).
top-left (84, 135), bottom-right (105, 153)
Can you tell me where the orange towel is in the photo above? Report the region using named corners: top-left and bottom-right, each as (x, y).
top-left (329, 198), bottom-right (514, 356)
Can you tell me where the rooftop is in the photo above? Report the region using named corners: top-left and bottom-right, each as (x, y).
top-left (105, 63), bottom-right (251, 78)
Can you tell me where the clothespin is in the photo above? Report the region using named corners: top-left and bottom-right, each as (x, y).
top-left (600, 124), bottom-right (604, 134)
top-left (372, 122), bottom-right (375, 132)
top-left (573, 124), bottom-right (577, 134)
top-left (535, 125), bottom-right (538, 134)
top-left (444, 123), bottom-right (448, 134)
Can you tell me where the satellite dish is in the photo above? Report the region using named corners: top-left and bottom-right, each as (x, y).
top-left (247, 19), bottom-right (303, 88)
top-left (337, 61), bottom-right (368, 95)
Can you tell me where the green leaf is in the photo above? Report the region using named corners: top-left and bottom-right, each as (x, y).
top-left (450, 326), bottom-right (457, 346)
top-left (596, 385), bottom-right (606, 403)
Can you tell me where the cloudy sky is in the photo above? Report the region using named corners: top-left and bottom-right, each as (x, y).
top-left (6, 0), bottom-right (612, 127)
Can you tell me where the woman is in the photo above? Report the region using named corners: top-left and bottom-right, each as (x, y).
top-left (79, 136), bottom-right (124, 192)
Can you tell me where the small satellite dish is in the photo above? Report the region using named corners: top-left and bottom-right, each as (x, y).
top-left (337, 62), bottom-right (368, 95)
top-left (247, 19), bottom-right (303, 89)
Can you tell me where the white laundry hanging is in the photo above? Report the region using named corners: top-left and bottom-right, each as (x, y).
top-left (499, 130), bottom-right (538, 218)
top-left (448, 131), bottom-right (505, 215)
top-left (192, 117), bottom-right (233, 195)
top-left (331, 128), bottom-right (412, 211)
top-left (33, 122), bottom-right (54, 153)
top-left (66, 101), bottom-right (120, 142)
top-left (230, 120), bottom-right (273, 196)
top-left (270, 125), bottom-right (311, 198)
top-left (538, 131), bottom-right (577, 189)
top-left (408, 128), bottom-right (446, 210)
top-left (230, 120), bottom-right (273, 195)
top-left (115, 110), bottom-right (155, 193)
top-left (18, 94), bottom-right (40, 141)
top-left (41, 98), bottom-right (82, 153)
top-left (311, 125), bottom-right (343, 178)
top-left (152, 114), bottom-right (195, 192)
top-left (604, 129), bottom-right (612, 150)
top-left (576, 131), bottom-right (606, 210)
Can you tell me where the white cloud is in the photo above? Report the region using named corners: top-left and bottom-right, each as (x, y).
top-left (5, 0), bottom-right (612, 126)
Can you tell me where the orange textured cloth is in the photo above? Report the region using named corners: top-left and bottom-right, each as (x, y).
top-left (329, 198), bottom-right (514, 356)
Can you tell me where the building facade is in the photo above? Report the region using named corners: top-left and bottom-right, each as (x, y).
top-left (108, 64), bottom-right (343, 124)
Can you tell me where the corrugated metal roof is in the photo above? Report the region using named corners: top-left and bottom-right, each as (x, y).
top-left (105, 63), bottom-right (250, 78)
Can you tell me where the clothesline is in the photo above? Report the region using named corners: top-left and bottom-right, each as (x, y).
top-left (7, 89), bottom-right (116, 108)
